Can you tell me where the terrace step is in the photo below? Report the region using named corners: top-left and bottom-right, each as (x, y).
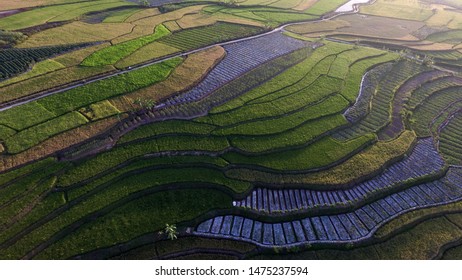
top-left (195, 168), bottom-right (462, 247)
top-left (159, 32), bottom-right (308, 107)
top-left (233, 138), bottom-right (445, 214)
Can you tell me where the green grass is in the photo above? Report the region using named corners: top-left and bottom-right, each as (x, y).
top-left (81, 24), bottom-right (171, 67)
top-left (66, 155), bottom-right (230, 200)
top-left (203, 5), bottom-right (317, 27)
top-left (0, 65), bottom-right (115, 104)
top-left (0, 125), bottom-right (16, 141)
top-left (35, 188), bottom-right (232, 259)
top-left (118, 120), bottom-right (217, 144)
top-left (329, 47), bottom-right (387, 80)
top-left (41, 57), bottom-right (182, 115)
top-left (0, 158), bottom-right (57, 186)
top-left (0, 176), bottom-right (57, 227)
top-left (209, 42), bottom-right (353, 113)
top-left (4, 111), bottom-right (88, 154)
top-left (407, 77), bottom-right (462, 110)
top-left (426, 30), bottom-right (462, 45)
top-left (360, 0), bottom-right (434, 22)
top-left (0, 162), bottom-right (66, 223)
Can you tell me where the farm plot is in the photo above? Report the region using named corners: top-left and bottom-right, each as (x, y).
top-left (411, 87), bottom-right (462, 137)
top-left (81, 24), bottom-right (171, 67)
top-left (379, 70), bottom-right (447, 140)
top-left (195, 167), bottom-right (462, 247)
top-left (233, 137), bottom-right (446, 213)
top-left (288, 14), bottom-right (425, 41)
top-left (0, 57), bottom-right (182, 156)
top-left (0, 42), bottom-right (92, 81)
top-left (407, 76), bottom-right (462, 110)
top-left (158, 22), bottom-right (264, 51)
top-left (0, 0), bottom-right (135, 30)
top-left (225, 130), bottom-right (416, 187)
top-left (17, 21), bottom-right (135, 48)
top-left (160, 32), bottom-right (307, 107)
top-left (439, 112), bottom-right (462, 165)
top-left (343, 63), bottom-right (393, 123)
top-left (2, 0), bottom-right (462, 260)
top-left (334, 60), bottom-right (427, 141)
top-left (359, 0), bottom-right (434, 22)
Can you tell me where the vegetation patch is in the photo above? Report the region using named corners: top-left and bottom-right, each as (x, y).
top-left (81, 24), bottom-right (171, 67)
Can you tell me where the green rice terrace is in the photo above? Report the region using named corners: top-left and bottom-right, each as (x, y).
top-left (1, 0), bottom-right (462, 260)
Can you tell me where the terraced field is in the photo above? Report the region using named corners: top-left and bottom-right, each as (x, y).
top-left (1, 0), bottom-right (462, 261)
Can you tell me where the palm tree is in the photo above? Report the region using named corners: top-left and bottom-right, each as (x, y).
top-left (164, 224), bottom-right (178, 240)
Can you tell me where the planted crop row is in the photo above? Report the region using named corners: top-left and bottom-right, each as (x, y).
top-left (229, 114), bottom-right (348, 154)
top-left (411, 87), bottom-right (462, 137)
top-left (210, 41), bottom-right (354, 114)
top-left (407, 76), bottom-right (462, 110)
top-left (334, 60), bottom-right (426, 141)
top-left (379, 70), bottom-right (445, 141)
top-left (158, 22), bottom-right (264, 50)
top-left (328, 47), bottom-right (386, 80)
top-left (234, 137), bottom-right (446, 213)
top-left (0, 57), bottom-right (182, 133)
top-left (225, 131), bottom-right (415, 186)
top-left (203, 75), bottom-right (343, 128)
top-left (162, 32), bottom-right (307, 108)
top-left (211, 93), bottom-right (348, 136)
top-left (224, 134), bottom-right (373, 171)
top-left (138, 42), bottom-right (310, 130)
top-left (196, 167), bottom-right (462, 246)
top-left (340, 52), bottom-right (399, 103)
top-left (36, 188), bottom-right (232, 260)
top-left (58, 133), bottom-right (230, 187)
top-left (0, 166), bottom-right (241, 259)
top-left (0, 43), bottom-right (91, 81)
top-left (4, 112), bottom-right (89, 154)
top-left (439, 112), bottom-right (462, 165)
top-left (344, 63), bottom-right (393, 123)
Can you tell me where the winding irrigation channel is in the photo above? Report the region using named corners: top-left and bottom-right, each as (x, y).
top-left (0, 0), bottom-right (373, 112)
